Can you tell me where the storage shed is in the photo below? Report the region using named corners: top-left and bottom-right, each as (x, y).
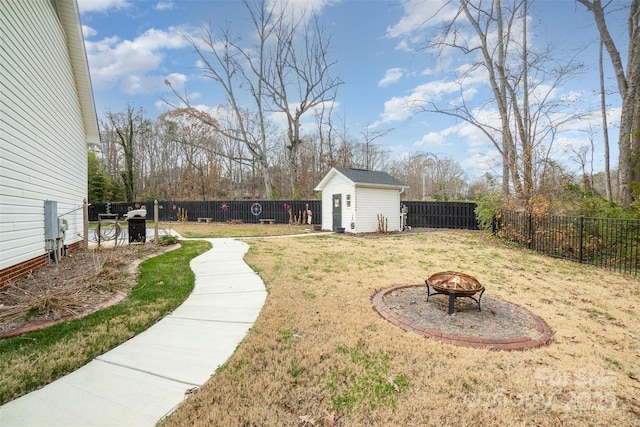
top-left (314, 167), bottom-right (408, 233)
top-left (0, 0), bottom-right (99, 286)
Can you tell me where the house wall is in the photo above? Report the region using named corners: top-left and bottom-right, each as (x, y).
top-left (319, 174), bottom-right (355, 232)
top-left (0, 0), bottom-right (88, 278)
top-left (354, 187), bottom-right (402, 233)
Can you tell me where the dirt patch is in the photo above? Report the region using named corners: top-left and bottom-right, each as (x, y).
top-left (0, 244), bottom-right (176, 338)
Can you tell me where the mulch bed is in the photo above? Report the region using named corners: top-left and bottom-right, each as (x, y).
top-left (373, 284), bottom-right (553, 350)
top-left (0, 244), bottom-right (172, 339)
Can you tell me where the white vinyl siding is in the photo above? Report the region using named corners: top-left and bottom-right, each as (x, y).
top-left (0, 0), bottom-right (88, 270)
top-left (354, 187), bottom-right (401, 233)
top-left (317, 168), bottom-right (405, 233)
top-left (319, 174), bottom-right (353, 231)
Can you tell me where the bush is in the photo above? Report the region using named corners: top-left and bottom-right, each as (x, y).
top-left (475, 192), bottom-right (503, 231)
top-left (157, 234), bottom-right (179, 246)
top-left (565, 185), bottom-right (639, 219)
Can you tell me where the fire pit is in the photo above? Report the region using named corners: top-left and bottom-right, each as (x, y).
top-left (425, 271), bottom-right (485, 315)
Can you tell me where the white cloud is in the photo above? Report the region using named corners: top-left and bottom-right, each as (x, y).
top-left (463, 151), bottom-right (501, 176)
top-left (77, 0), bottom-right (131, 13)
top-left (454, 63), bottom-right (487, 86)
top-left (414, 131), bottom-right (445, 147)
top-left (379, 79), bottom-right (461, 123)
top-left (380, 96), bottom-right (419, 123)
top-left (82, 25), bottom-right (97, 38)
top-left (188, 92), bottom-right (203, 102)
top-left (559, 90), bottom-right (585, 103)
top-left (155, 1), bottom-right (175, 11)
top-left (395, 40), bottom-right (411, 52)
top-left (414, 123), bottom-right (466, 148)
top-left (554, 135), bottom-right (590, 154)
top-left (164, 73), bottom-right (188, 90)
top-left (267, 0), bottom-right (337, 26)
top-left (386, 0), bottom-right (458, 39)
top-left (457, 119), bottom-right (496, 147)
top-left (378, 68), bottom-right (405, 87)
top-left (84, 26), bottom-right (191, 94)
top-left (264, 110), bottom-right (287, 129)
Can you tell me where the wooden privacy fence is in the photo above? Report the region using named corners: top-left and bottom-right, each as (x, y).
top-left (89, 200), bottom-right (479, 230)
top-left (403, 201), bottom-right (479, 229)
top-left (498, 209), bottom-right (640, 275)
top-left (89, 200), bottom-right (321, 224)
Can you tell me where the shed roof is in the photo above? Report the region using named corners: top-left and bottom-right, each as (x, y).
top-left (315, 167), bottom-right (407, 191)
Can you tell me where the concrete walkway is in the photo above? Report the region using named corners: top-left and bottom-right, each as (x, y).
top-left (0, 238), bottom-right (267, 427)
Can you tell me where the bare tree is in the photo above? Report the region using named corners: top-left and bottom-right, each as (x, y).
top-left (361, 124), bottom-right (394, 170)
top-left (577, 0), bottom-right (640, 205)
top-left (390, 152), bottom-right (438, 200)
top-left (252, 1), bottom-right (342, 198)
top-left (152, 112), bottom-right (185, 199)
top-left (430, 157), bottom-right (468, 200)
top-left (104, 104), bottom-right (150, 202)
top-left (348, 140), bottom-right (390, 171)
top-left (156, 109), bottom-right (224, 200)
top-left (419, 0), bottom-right (585, 210)
top-left (165, 0), bottom-right (340, 199)
top-left (312, 97), bottom-right (338, 172)
top-left (165, 19), bottom-right (275, 197)
top-left (568, 142), bottom-right (592, 189)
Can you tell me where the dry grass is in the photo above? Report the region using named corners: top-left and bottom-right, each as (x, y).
top-left (165, 221), bottom-right (313, 238)
top-left (162, 230), bottom-right (640, 426)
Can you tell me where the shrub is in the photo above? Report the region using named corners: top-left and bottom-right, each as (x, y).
top-left (157, 234), bottom-right (179, 246)
top-left (475, 192), bottom-right (503, 231)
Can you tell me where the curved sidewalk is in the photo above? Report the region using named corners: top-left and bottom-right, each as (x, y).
top-left (0, 238), bottom-right (266, 427)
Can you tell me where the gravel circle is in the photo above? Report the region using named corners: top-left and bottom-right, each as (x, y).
top-left (375, 284), bottom-right (553, 349)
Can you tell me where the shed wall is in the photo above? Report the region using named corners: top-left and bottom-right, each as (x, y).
top-left (319, 174), bottom-right (354, 231)
top-left (354, 187), bottom-right (402, 233)
top-left (0, 0), bottom-right (87, 271)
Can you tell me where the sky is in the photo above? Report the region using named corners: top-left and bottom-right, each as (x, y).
top-left (77, 0), bottom-right (632, 180)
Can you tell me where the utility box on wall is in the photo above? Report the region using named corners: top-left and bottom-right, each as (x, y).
top-left (44, 200), bottom-right (58, 240)
top-left (44, 200), bottom-right (67, 262)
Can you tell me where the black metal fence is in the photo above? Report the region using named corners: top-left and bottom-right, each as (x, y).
top-left (498, 209), bottom-right (640, 275)
top-left (89, 200), bottom-right (480, 230)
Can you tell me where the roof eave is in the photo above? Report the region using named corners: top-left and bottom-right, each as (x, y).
top-left (354, 183), bottom-right (409, 191)
top-left (314, 167), bottom-right (340, 191)
top-left (56, 0), bottom-right (100, 147)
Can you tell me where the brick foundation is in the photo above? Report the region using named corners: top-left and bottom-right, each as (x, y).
top-left (0, 241), bottom-right (83, 289)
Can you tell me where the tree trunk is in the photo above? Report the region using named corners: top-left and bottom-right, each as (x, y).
top-left (599, 37), bottom-right (613, 201)
top-left (109, 105), bottom-right (139, 202)
top-left (579, 0), bottom-right (640, 205)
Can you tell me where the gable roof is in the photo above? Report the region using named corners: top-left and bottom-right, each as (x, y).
top-left (315, 167), bottom-right (408, 191)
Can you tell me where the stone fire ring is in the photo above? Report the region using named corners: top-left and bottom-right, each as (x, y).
top-left (372, 284), bottom-right (553, 351)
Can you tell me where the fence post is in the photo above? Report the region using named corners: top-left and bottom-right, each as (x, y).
top-left (154, 200), bottom-right (159, 243)
top-left (528, 213), bottom-right (533, 249)
top-left (491, 213), bottom-right (499, 235)
top-left (83, 198), bottom-right (89, 250)
top-left (578, 216), bottom-right (584, 263)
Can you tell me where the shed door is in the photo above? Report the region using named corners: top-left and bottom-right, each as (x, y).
top-left (332, 194), bottom-right (342, 231)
